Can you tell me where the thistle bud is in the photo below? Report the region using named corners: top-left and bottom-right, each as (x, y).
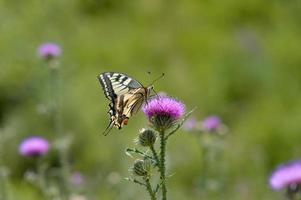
top-left (132, 159), bottom-right (149, 177)
top-left (136, 128), bottom-right (156, 147)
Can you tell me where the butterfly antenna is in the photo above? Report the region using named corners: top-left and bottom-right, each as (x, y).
top-left (147, 73), bottom-right (165, 87)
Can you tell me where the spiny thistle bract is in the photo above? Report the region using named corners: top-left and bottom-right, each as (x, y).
top-left (132, 159), bottom-right (150, 177)
top-left (135, 128), bottom-right (157, 147)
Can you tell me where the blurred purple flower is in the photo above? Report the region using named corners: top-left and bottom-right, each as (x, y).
top-left (19, 137), bottom-right (50, 157)
top-left (182, 117), bottom-right (197, 132)
top-left (202, 116), bottom-right (221, 132)
top-left (70, 171), bottom-right (85, 186)
top-left (142, 96), bottom-right (185, 120)
top-left (269, 161), bottom-right (301, 191)
top-left (38, 43), bottom-right (61, 59)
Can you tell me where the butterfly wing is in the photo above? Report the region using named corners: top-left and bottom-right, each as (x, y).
top-left (99, 72), bottom-right (143, 99)
top-left (98, 72), bottom-right (145, 135)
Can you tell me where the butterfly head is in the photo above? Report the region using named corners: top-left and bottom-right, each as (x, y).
top-left (147, 85), bottom-right (154, 92)
top-left (145, 85), bottom-right (154, 99)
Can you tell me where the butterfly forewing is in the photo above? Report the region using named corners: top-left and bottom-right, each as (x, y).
top-left (99, 72), bottom-right (143, 99)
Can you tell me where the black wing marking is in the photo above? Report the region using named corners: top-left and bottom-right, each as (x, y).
top-left (98, 72), bottom-right (117, 101)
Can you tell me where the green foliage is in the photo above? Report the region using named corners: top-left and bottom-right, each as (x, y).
top-left (0, 0), bottom-right (301, 199)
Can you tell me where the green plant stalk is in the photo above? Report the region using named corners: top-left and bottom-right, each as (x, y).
top-left (0, 170), bottom-right (8, 200)
top-left (200, 139), bottom-right (209, 195)
top-left (50, 68), bottom-right (62, 135)
top-left (59, 147), bottom-right (70, 199)
top-left (159, 130), bottom-right (167, 200)
top-left (145, 178), bottom-right (156, 200)
top-left (49, 67), bottom-right (70, 199)
top-left (37, 158), bottom-right (57, 200)
top-left (126, 148), bottom-right (155, 162)
top-left (125, 178), bottom-right (146, 187)
top-left (150, 144), bottom-right (160, 167)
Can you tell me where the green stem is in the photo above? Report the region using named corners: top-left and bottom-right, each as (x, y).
top-left (59, 148), bottom-right (70, 199)
top-left (37, 159), bottom-right (52, 200)
top-left (126, 148), bottom-right (155, 162)
top-left (159, 131), bottom-right (167, 200)
top-left (50, 68), bottom-right (62, 135)
top-left (125, 178), bottom-right (147, 187)
top-left (200, 139), bottom-right (208, 194)
top-left (154, 184), bottom-right (161, 194)
top-left (49, 67), bottom-right (70, 200)
top-left (0, 168), bottom-right (8, 200)
top-left (150, 144), bottom-right (160, 167)
top-left (145, 178), bottom-right (156, 200)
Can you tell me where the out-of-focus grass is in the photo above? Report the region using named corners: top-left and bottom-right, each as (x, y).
top-left (0, 0), bottom-right (301, 199)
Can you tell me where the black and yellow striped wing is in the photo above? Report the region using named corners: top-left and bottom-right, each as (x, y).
top-left (99, 72), bottom-right (143, 101)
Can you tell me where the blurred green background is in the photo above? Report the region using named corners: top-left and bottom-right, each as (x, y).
top-left (1, 0), bottom-right (301, 199)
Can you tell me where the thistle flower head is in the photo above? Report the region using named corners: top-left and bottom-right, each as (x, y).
top-left (19, 136), bottom-right (50, 157)
top-left (142, 96), bottom-right (185, 131)
top-left (269, 160), bottom-right (301, 191)
top-left (38, 43), bottom-right (61, 59)
top-left (182, 117), bottom-right (198, 132)
top-left (202, 116), bottom-right (221, 132)
top-left (143, 96), bottom-right (185, 119)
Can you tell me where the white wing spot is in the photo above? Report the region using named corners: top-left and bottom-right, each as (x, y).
top-left (112, 82), bottom-right (121, 86)
top-left (123, 79), bottom-right (131, 85)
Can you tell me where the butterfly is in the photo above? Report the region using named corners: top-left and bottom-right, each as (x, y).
top-left (98, 72), bottom-right (156, 135)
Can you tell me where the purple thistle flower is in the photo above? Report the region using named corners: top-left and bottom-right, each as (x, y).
top-left (269, 161), bottom-right (301, 191)
top-left (38, 43), bottom-right (61, 59)
top-left (182, 117), bottom-right (197, 132)
top-left (142, 96), bottom-right (185, 131)
top-left (202, 116), bottom-right (221, 132)
top-left (143, 96), bottom-right (185, 120)
top-left (19, 137), bottom-right (50, 157)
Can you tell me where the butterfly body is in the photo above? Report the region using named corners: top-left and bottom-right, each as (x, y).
top-left (98, 72), bottom-right (152, 135)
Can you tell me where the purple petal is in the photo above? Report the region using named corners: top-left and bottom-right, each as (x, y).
top-left (142, 96), bottom-right (185, 120)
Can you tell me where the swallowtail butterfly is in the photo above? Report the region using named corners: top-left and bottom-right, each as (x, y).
top-left (98, 72), bottom-right (153, 135)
